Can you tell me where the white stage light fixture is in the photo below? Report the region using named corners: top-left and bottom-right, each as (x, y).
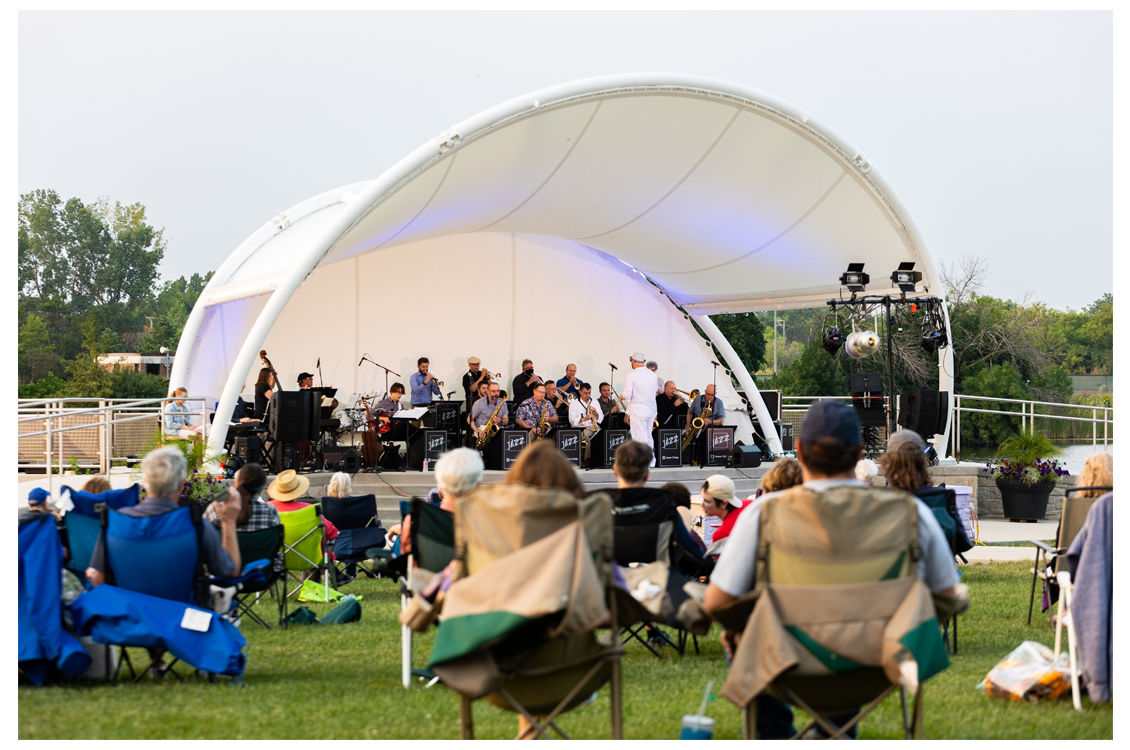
top-left (845, 331), bottom-right (880, 359)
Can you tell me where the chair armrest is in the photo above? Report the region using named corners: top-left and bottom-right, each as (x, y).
top-left (1032, 541), bottom-right (1062, 555)
top-left (212, 558), bottom-right (270, 588)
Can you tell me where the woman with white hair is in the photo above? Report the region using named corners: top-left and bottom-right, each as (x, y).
top-left (326, 472), bottom-right (353, 499)
top-left (390, 448), bottom-right (484, 555)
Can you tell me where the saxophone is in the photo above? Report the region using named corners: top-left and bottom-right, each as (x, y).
top-left (681, 397), bottom-right (712, 453)
top-left (581, 400), bottom-right (601, 452)
top-left (532, 399), bottom-right (550, 441)
top-left (476, 399), bottom-right (505, 449)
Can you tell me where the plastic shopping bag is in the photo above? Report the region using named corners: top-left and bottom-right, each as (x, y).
top-left (977, 641), bottom-right (1072, 702)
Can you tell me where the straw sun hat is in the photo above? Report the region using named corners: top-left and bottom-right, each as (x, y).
top-left (268, 470), bottom-right (310, 502)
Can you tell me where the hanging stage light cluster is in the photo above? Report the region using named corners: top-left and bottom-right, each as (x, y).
top-left (919, 298), bottom-right (949, 354)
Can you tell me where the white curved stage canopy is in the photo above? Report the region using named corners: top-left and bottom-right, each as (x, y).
top-left (173, 73), bottom-right (955, 461)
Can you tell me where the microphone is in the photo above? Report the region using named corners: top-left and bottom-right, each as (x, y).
top-left (608, 362), bottom-right (618, 371)
top-left (710, 360), bottom-right (721, 367)
top-left (358, 356), bottom-right (366, 367)
top-left (316, 358), bottom-right (320, 368)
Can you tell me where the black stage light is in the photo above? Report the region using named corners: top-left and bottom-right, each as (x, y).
top-left (839, 262), bottom-right (869, 292)
top-left (821, 326), bottom-right (846, 354)
top-left (920, 328), bottom-right (947, 354)
top-left (890, 261), bottom-right (922, 293)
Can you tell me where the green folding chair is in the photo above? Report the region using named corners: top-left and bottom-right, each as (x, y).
top-left (401, 498), bottom-right (456, 688)
top-left (278, 505), bottom-right (336, 607)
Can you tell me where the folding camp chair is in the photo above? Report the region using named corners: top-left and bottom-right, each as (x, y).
top-left (712, 485), bottom-right (965, 740)
top-left (1027, 486), bottom-right (1110, 625)
top-left (58, 484), bottom-right (140, 578)
top-left (916, 486), bottom-right (972, 653)
top-left (609, 487), bottom-right (707, 658)
top-left (400, 497), bottom-right (455, 688)
top-left (96, 504), bottom-right (266, 683)
top-left (321, 495), bottom-right (387, 581)
top-left (279, 504), bottom-right (336, 604)
top-left (429, 483), bottom-right (625, 740)
top-left (234, 525), bottom-right (286, 629)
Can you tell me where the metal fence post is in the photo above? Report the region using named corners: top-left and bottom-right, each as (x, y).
top-left (45, 407), bottom-right (53, 497)
top-left (1093, 409), bottom-right (1097, 451)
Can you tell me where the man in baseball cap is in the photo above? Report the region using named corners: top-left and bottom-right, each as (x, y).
top-left (297, 372), bottom-right (315, 388)
top-left (622, 352), bottom-right (660, 464)
top-left (702, 399), bottom-right (962, 738)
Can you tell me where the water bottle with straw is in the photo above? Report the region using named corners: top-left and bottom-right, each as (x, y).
top-left (680, 680), bottom-right (715, 739)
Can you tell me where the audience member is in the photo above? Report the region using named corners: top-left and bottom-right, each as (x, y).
top-left (163, 387), bottom-right (204, 439)
top-left (879, 430), bottom-right (932, 495)
top-left (703, 400), bottom-right (960, 739)
top-left (205, 463), bottom-right (279, 533)
top-left (325, 472), bottom-right (353, 499)
top-left (81, 476), bottom-right (112, 494)
top-left (391, 448), bottom-right (484, 556)
top-left (507, 440), bottom-right (585, 498)
top-left (700, 475), bottom-right (752, 548)
top-left (86, 446), bottom-right (241, 588)
top-left (661, 481), bottom-right (705, 552)
top-left (20, 488), bottom-right (56, 524)
top-left (267, 469), bottom-right (338, 540)
top-left (1077, 452), bottom-right (1113, 496)
top-left (758, 458), bottom-right (804, 495)
top-left (854, 458), bottom-right (879, 486)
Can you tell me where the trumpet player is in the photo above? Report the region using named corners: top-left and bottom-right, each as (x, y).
top-left (470, 382), bottom-right (509, 444)
top-left (511, 358), bottom-right (541, 404)
top-left (597, 382), bottom-right (622, 420)
top-left (410, 357), bottom-right (443, 406)
top-left (462, 356), bottom-right (490, 409)
top-left (656, 381), bottom-right (689, 427)
top-left (569, 383), bottom-right (603, 466)
top-left (555, 363), bottom-right (584, 396)
top-left (689, 384), bottom-right (726, 426)
top-left (516, 383), bottom-right (557, 438)
top-left (545, 380), bottom-right (571, 422)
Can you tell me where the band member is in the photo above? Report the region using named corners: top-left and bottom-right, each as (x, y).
top-left (410, 357), bottom-right (442, 406)
top-left (374, 383), bottom-right (406, 423)
top-left (689, 384), bottom-right (726, 427)
top-left (656, 381), bottom-right (688, 427)
top-left (545, 380), bottom-right (570, 421)
top-left (515, 384), bottom-right (557, 438)
top-left (470, 382), bottom-right (510, 443)
top-left (597, 382), bottom-right (621, 419)
top-left (555, 363), bottom-right (583, 396)
top-left (462, 357), bottom-right (489, 409)
top-left (621, 352), bottom-right (660, 467)
top-left (254, 368), bottom-right (275, 417)
top-left (465, 380), bottom-right (490, 442)
top-left (569, 383), bottom-right (603, 464)
top-left (297, 372), bottom-right (314, 388)
top-left (511, 358), bottom-right (541, 404)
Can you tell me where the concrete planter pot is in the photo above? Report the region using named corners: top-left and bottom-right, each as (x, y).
top-left (995, 478), bottom-right (1054, 521)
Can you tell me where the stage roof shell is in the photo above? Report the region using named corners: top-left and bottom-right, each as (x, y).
top-left (175, 73), bottom-right (954, 458)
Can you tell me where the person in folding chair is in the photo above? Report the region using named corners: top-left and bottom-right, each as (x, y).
top-left (702, 400), bottom-right (966, 739)
top-left (321, 472), bottom-right (387, 583)
top-left (83, 446), bottom-right (245, 679)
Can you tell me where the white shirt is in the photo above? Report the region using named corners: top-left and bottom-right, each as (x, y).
top-left (569, 397), bottom-right (604, 428)
top-left (710, 478), bottom-right (960, 599)
top-left (622, 366), bottom-right (661, 411)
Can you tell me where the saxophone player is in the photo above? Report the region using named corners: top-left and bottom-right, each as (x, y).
top-left (470, 382), bottom-right (509, 444)
top-left (515, 383), bottom-right (556, 439)
top-left (688, 384), bottom-right (726, 427)
top-left (568, 383), bottom-right (603, 466)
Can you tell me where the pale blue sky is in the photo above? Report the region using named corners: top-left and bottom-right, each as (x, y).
top-left (18, 10), bottom-right (1113, 311)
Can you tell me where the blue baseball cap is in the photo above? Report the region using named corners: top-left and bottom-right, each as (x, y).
top-left (27, 488), bottom-right (51, 506)
top-left (799, 399), bottom-right (861, 447)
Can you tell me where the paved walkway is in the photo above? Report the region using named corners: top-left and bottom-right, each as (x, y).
top-left (959, 518), bottom-right (1056, 564)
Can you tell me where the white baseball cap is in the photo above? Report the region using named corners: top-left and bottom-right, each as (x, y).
top-left (630, 352), bottom-right (646, 363)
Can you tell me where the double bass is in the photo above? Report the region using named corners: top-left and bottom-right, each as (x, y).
top-left (360, 395), bottom-right (383, 466)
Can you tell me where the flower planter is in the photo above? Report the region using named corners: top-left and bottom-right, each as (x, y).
top-left (996, 478), bottom-right (1054, 521)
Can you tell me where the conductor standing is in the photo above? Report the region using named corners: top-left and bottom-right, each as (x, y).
top-left (621, 352), bottom-right (661, 467)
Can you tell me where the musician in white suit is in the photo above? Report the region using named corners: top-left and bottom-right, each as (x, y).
top-left (621, 352), bottom-right (661, 467)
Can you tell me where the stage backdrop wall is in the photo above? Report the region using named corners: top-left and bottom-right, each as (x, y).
top-left (240, 232), bottom-right (756, 443)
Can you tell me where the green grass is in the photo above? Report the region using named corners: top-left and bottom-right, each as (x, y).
top-left (19, 562), bottom-right (1112, 739)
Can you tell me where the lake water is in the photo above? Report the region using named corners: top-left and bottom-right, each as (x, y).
top-left (958, 441), bottom-right (1113, 475)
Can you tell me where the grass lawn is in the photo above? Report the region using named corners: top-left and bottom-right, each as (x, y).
top-left (19, 561), bottom-right (1112, 740)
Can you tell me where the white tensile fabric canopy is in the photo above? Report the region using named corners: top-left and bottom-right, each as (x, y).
top-left (173, 73), bottom-right (954, 460)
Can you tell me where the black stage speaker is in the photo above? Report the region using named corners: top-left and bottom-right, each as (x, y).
top-left (233, 435), bottom-right (262, 465)
top-left (759, 390), bottom-right (782, 422)
top-left (556, 429), bottom-right (582, 466)
top-left (270, 391), bottom-right (316, 442)
top-left (733, 444), bottom-right (763, 468)
top-left (322, 446), bottom-right (360, 473)
top-left (502, 429), bottom-right (528, 470)
top-left (851, 372), bottom-right (884, 395)
top-left (434, 402), bottom-right (460, 433)
top-left (407, 429), bottom-right (448, 471)
top-left (604, 429), bottom-right (630, 467)
top-left (898, 389), bottom-right (946, 436)
top-left (704, 426), bottom-right (735, 467)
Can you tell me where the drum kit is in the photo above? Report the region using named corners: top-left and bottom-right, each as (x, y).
top-left (335, 403), bottom-right (374, 447)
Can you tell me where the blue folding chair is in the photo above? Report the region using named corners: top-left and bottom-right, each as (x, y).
top-left (90, 505), bottom-right (267, 683)
top-left (321, 495), bottom-right (387, 581)
top-left (58, 484), bottom-right (139, 579)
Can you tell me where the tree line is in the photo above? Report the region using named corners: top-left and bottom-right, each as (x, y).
top-left (18, 189), bottom-right (211, 399)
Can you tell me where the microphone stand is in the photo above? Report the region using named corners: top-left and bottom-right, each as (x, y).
top-left (361, 355), bottom-right (400, 401)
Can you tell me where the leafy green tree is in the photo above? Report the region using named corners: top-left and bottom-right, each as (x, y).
top-left (62, 313), bottom-right (118, 397)
top-left (18, 372), bottom-right (68, 399)
top-left (958, 363), bottom-right (1031, 444)
top-left (710, 312), bottom-right (767, 373)
top-left (111, 367), bottom-right (172, 399)
top-left (19, 314), bottom-right (58, 384)
top-left (761, 338), bottom-right (851, 397)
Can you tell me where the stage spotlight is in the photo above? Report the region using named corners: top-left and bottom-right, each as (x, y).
top-left (845, 330), bottom-right (880, 359)
top-left (839, 263), bottom-right (869, 292)
top-left (821, 326), bottom-right (846, 354)
top-left (890, 261), bottom-right (922, 293)
top-left (920, 328), bottom-right (947, 353)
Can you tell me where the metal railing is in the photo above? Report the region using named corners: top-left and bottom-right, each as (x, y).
top-left (18, 397), bottom-right (211, 494)
top-left (778, 394), bottom-right (1113, 461)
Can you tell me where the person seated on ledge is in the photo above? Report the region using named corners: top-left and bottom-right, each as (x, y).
top-left (389, 448), bottom-right (484, 556)
top-left (86, 446), bottom-right (242, 587)
top-left (703, 400), bottom-right (960, 739)
top-left (164, 387), bottom-right (204, 439)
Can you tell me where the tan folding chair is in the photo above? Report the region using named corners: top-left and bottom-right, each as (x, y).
top-left (1027, 486), bottom-right (1109, 625)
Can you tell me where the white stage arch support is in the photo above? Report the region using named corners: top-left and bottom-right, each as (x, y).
top-left (173, 73), bottom-right (955, 462)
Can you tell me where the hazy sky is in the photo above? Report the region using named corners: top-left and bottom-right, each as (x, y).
top-left (18, 10), bottom-right (1112, 311)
